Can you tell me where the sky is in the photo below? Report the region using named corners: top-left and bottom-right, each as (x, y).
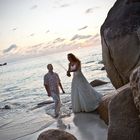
top-left (0, 0), bottom-right (115, 62)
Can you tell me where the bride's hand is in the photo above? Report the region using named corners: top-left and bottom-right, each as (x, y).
top-left (67, 71), bottom-right (71, 77)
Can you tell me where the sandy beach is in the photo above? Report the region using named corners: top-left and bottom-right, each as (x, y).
top-left (0, 105), bottom-right (107, 140)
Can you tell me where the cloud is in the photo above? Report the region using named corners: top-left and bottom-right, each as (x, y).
top-left (81, 34), bottom-right (100, 47)
top-left (31, 43), bottom-right (44, 48)
top-left (53, 38), bottom-right (65, 44)
top-left (3, 44), bottom-right (17, 53)
top-left (12, 28), bottom-right (17, 31)
top-left (46, 30), bottom-right (50, 34)
top-left (30, 5), bottom-right (38, 10)
top-left (71, 34), bottom-right (92, 41)
top-left (60, 4), bottom-right (70, 8)
top-left (30, 33), bottom-right (35, 37)
top-left (78, 26), bottom-right (88, 31)
top-left (85, 7), bottom-right (99, 14)
top-left (93, 33), bottom-right (99, 39)
top-left (53, 1), bottom-right (70, 8)
top-left (85, 8), bottom-right (94, 14)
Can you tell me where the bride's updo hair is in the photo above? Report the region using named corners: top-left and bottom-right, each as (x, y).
top-left (68, 53), bottom-right (80, 63)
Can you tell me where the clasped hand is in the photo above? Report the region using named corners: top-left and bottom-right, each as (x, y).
top-left (67, 71), bottom-right (71, 77)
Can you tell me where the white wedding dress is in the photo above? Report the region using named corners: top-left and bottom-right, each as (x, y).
top-left (71, 65), bottom-right (103, 113)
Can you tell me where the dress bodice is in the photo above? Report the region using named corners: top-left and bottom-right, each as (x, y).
top-left (70, 64), bottom-right (81, 76)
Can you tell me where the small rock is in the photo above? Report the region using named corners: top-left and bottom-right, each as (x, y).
top-left (90, 79), bottom-right (108, 87)
top-left (37, 129), bottom-right (77, 140)
top-left (101, 66), bottom-right (105, 70)
top-left (3, 105), bottom-right (11, 109)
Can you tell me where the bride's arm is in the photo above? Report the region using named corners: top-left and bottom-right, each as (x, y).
top-left (67, 63), bottom-right (71, 77)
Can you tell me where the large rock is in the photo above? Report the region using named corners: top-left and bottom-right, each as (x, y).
top-left (130, 66), bottom-right (140, 117)
top-left (108, 85), bottom-right (140, 140)
top-left (101, 0), bottom-right (140, 89)
top-left (37, 129), bottom-right (77, 140)
top-left (97, 93), bottom-right (115, 125)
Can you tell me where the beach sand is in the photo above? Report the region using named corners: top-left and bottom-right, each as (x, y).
top-left (0, 92), bottom-right (110, 140)
top-left (0, 108), bottom-right (107, 140)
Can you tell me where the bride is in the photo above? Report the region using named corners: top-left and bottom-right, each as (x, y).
top-left (67, 53), bottom-right (103, 113)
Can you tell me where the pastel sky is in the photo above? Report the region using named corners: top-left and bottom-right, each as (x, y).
top-left (0, 0), bottom-right (115, 62)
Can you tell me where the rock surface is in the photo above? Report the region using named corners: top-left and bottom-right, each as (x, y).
top-left (101, 66), bottom-right (105, 70)
top-left (108, 85), bottom-right (140, 140)
top-left (97, 93), bottom-right (115, 125)
top-left (90, 79), bottom-right (108, 87)
top-left (130, 66), bottom-right (140, 117)
top-left (101, 0), bottom-right (140, 89)
top-left (37, 129), bottom-right (77, 140)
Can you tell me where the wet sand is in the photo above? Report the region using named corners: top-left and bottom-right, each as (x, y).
top-left (0, 90), bottom-right (110, 140)
top-left (0, 110), bottom-right (107, 140)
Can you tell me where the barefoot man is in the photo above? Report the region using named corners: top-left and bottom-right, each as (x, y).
top-left (44, 64), bottom-right (65, 117)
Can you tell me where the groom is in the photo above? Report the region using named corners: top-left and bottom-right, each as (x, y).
top-left (44, 64), bottom-right (65, 117)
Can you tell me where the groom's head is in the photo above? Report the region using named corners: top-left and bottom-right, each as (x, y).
top-left (47, 64), bottom-right (53, 72)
